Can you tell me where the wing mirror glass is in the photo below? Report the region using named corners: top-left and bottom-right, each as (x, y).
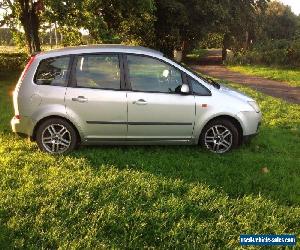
top-left (180, 83), bottom-right (190, 94)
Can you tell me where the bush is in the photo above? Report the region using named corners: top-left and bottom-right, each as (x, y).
top-left (227, 39), bottom-right (300, 67)
top-left (0, 53), bottom-right (28, 72)
top-left (199, 33), bottom-right (223, 49)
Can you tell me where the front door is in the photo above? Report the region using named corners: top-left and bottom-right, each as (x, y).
top-left (125, 54), bottom-right (195, 141)
top-left (65, 54), bottom-right (127, 141)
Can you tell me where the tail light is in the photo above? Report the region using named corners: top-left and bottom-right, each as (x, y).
top-left (20, 55), bottom-right (37, 81)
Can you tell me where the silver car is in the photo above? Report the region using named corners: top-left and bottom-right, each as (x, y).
top-left (11, 45), bottom-right (261, 154)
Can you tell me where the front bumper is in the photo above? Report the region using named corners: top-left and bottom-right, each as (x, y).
top-left (243, 133), bottom-right (258, 144)
top-left (11, 116), bottom-right (34, 137)
top-left (237, 111), bottom-right (262, 136)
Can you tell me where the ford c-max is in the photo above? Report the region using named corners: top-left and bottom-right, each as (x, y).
top-left (11, 45), bottom-right (261, 154)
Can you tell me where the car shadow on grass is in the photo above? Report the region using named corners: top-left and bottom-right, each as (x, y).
top-left (69, 126), bottom-right (300, 207)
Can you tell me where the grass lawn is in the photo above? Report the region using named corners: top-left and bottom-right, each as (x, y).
top-left (228, 65), bottom-right (300, 87)
top-left (0, 71), bottom-right (299, 248)
top-left (186, 48), bottom-right (208, 61)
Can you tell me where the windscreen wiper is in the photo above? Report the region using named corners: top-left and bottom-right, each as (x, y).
top-left (207, 78), bottom-right (221, 89)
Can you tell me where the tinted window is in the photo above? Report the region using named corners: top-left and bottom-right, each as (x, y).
top-left (190, 78), bottom-right (211, 96)
top-left (75, 55), bottom-right (120, 90)
top-left (127, 55), bottom-right (183, 93)
top-left (35, 56), bottom-right (70, 86)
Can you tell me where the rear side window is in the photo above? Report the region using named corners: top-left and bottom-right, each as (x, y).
top-left (35, 56), bottom-right (70, 86)
top-left (74, 54), bottom-right (120, 90)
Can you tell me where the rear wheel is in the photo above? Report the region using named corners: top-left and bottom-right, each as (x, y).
top-left (200, 119), bottom-right (239, 153)
top-left (36, 118), bottom-right (78, 154)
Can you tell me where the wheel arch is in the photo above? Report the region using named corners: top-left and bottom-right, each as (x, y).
top-left (31, 115), bottom-right (81, 143)
top-left (198, 115), bottom-right (243, 144)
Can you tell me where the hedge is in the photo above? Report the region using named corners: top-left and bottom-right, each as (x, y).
top-left (226, 39), bottom-right (300, 67)
top-left (0, 53), bottom-right (29, 72)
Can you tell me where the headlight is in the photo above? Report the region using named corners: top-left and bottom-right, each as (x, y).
top-left (248, 101), bottom-right (260, 113)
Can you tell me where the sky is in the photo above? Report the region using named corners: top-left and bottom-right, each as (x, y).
top-left (279, 0), bottom-right (300, 15)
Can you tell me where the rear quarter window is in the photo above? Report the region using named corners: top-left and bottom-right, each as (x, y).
top-left (35, 56), bottom-right (70, 86)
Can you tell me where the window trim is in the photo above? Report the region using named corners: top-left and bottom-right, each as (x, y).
top-left (68, 53), bottom-right (125, 91)
top-left (188, 76), bottom-right (212, 97)
top-left (123, 53), bottom-right (191, 95)
top-left (34, 55), bottom-right (73, 87)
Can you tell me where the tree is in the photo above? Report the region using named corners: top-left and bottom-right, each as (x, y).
top-left (154, 0), bottom-right (226, 57)
top-left (0, 0), bottom-right (44, 53)
top-left (261, 1), bottom-right (298, 40)
top-left (0, 28), bottom-right (13, 45)
top-left (44, 0), bottom-right (156, 45)
top-left (219, 0), bottom-right (270, 61)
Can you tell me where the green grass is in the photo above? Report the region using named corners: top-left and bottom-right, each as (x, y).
top-left (0, 46), bottom-right (19, 54)
top-left (228, 65), bottom-right (300, 87)
top-left (0, 71), bottom-right (299, 248)
top-left (186, 48), bottom-right (208, 60)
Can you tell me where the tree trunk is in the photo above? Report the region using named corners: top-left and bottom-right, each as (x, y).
top-left (31, 5), bottom-right (41, 52)
top-left (244, 31), bottom-right (249, 50)
top-left (54, 22), bottom-right (58, 46)
top-left (18, 0), bottom-right (41, 54)
top-left (49, 23), bottom-right (52, 48)
top-left (222, 33), bottom-right (230, 62)
top-left (181, 40), bottom-right (188, 60)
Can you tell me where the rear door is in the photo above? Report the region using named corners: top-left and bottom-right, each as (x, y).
top-left (65, 54), bottom-right (127, 141)
top-left (125, 54), bottom-right (195, 141)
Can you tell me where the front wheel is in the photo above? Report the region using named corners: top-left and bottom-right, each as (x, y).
top-left (200, 119), bottom-right (239, 154)
top-left (36, 118), bottom-right (78, 154)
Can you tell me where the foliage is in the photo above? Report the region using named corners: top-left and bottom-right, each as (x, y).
top-left (0, 53), bottom-right (28, 71)
top-left (0, 0), bottom-right (43, 53)
top-left (154, 0), bottom-right (226, 56)
top-left (185, 49), bottom-right (208, 61)
top-left (198, 33), bottom-right (223, 49)
top-left (59, 27), bottom-right (83, 47)
top-left (11, 30), bottom-right (27, 51)
top-left (228, 65), bottom-right (300, 87)
top-left (226, 39), bottom-right (300, 67)
top-left (43, 0), bottom-right (156, 46)
top-left (260, 1), bottom-right (298, 40)
top-left (0, 28), bottom-right (13, 45)
top-left (0, 71), bottom-right (299, 248)
top-left (219, 0), bottom-right (269, 50)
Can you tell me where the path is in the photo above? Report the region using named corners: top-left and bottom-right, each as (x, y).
top-left (191, 65), bottom-right (300, 104)
top-left (188, 49), bottom-right (300, 104)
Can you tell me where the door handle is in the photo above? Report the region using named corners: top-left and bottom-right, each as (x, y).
top-left (133, 99), bottom-right (148, 105)
top-left (72, 96), bottom-right (88, 103)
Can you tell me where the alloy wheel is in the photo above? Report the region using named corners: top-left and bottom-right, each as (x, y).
top-left (41, 124), bottom-right (72, 153)
top-left (204, 125), bottom-right (233, 153)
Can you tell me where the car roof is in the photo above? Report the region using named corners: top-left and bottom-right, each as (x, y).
top-left (38, 45), bottom-right (164, 59)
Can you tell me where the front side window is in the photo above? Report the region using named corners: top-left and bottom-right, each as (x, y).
top-left (190, 78), bottom-right (211, 96)
top-left (127, 55), bottom-right (183, 93)
top-left (35, 56), bottom-right (70, 86)
top-left (75, 55), bottom-right (120, 90)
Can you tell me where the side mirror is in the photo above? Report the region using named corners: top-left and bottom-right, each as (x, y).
top-left (180, 84), bottom-right (190, 94)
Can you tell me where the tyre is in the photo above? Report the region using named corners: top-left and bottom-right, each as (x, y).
top-left (36, 118), bottom-right (78, 154)
top-left (200, 119), bottom-right (239, 154)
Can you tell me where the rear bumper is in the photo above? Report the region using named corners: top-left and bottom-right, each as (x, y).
top-left (11, 116), bottom-right (34, 137)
